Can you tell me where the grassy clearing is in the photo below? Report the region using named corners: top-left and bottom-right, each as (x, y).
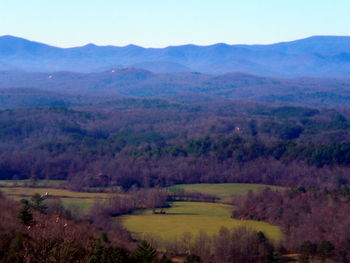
top-left (0, 186), bottom-right (117, 213)
top-left (121, 201), bottom-right (281, 244)
top-left (0, 179), bottom-right (66, 187)
top-left (168, 183), bottom-right (286, 198)
top-left (50, 198), bottom-right (103, 214)
top-left (0, 187), bottom-right (114, 198)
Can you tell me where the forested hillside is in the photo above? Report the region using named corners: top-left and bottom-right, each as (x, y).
top-left (1, 98), bottom-right (350, 190)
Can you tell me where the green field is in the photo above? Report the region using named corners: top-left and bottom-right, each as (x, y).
top-left (168, 183), bottom-right (286, 199)
top-left (121, 201), bottom-right (281, 243)
top-left (0, 179), bottom-right (66, 187)
top-left (0, 187), bottom-right (114, 198)
top-left (0, 186), bottom-right (117, 213)
top-left (50, 198), bottom-right (104, 214)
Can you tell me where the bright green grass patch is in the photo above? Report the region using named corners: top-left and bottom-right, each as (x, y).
top-left (168, 183), bottom-right (286, 198)
top-left (121, 202), bottom-right (281, 244)
top-left (53, 198), bottom-right (102, 214)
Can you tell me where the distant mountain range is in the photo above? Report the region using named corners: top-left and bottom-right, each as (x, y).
top-left (1, 35), bottom-right (350, 77)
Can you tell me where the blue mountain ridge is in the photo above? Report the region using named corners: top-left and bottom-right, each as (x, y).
top-left (1, 35), bottom-right (350, 77)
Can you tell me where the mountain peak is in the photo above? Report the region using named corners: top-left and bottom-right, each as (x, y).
top-left (0, 35), bottom-right (32, 43)
top-left (0, 35), bottom-right (59, 48)
top-left (122, 44), bottom-right (143, 50)
top-left (0, 35), bottom-right (24, 39)
top-left (84, 43), bottom-right (97, 47)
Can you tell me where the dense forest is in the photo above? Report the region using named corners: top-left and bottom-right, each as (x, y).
top-left (1, 97), bottom-right (350, 189)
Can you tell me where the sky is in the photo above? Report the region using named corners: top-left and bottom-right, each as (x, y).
top-left (1, 0), bottom-right (350, 48)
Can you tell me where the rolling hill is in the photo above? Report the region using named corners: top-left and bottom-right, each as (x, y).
top-left (1, 69), bottom-right (350, 107)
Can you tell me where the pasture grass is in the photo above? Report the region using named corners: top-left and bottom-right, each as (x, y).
top-left (168, 183), bottom-right (286, 199)
top-left (121, 201), bottom-right (282, 244)
top-left (52, 198), bottom-right (101, 214)
top-left (0, 179), bottom-right (66, 187)
top-left (0, 186), bottom-right (117, 213)
top-left (0, 187), bottom-right (114, 198)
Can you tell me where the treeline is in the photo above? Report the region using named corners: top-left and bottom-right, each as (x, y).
top-left (145, 227), bottom-right (275, 263)
top-left (89, 187), bottom-right (168, 218)
top-left (167, 188), bottom-right (219, 202)
top-left (88, 187), bottom-right (218, 220)
top-left (232, 187), bottom-right (350, 262)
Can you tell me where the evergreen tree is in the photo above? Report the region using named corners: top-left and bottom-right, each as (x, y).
top-left (30, 193), bottom-right (47, 212)
top-left (299, 241), bottom-right (317, 263)
top-left (184, 254), bottom-right (202, 263)
top-left (18, 200), bottom-right (33, 226)
top-left (317, 241), bottom-right (335, 262)
top-left (6, 233), bottom-right (26, 263)
top-left (133, 240), bottom-right (157, 263)
top-left (256, 231), bottom-right (274, 262)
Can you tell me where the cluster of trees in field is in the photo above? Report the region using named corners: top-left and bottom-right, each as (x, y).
top-left (1, 101), bottom-right (350, 189)
top-left (232, 187), bottom-right (350, 262)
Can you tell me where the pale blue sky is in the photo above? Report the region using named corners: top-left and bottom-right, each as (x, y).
top-left (1, 0), bottom-right (349, 47)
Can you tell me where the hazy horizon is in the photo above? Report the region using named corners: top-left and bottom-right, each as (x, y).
top-left (2, 34), bottom-right (350, 49)
top-left (2, 0), bottom-right (350, 48)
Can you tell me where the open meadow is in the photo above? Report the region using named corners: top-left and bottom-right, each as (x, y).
top-left (121, 201), bottom-right (282, 244)
top-left (0, 179), bottom-right (66, 187)
top-left (0, 181), bottom-right (287, 219)
top-left (168, 183), bottom-right (286, 200)
top-left (0, 183), bottom-right (117, 213)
